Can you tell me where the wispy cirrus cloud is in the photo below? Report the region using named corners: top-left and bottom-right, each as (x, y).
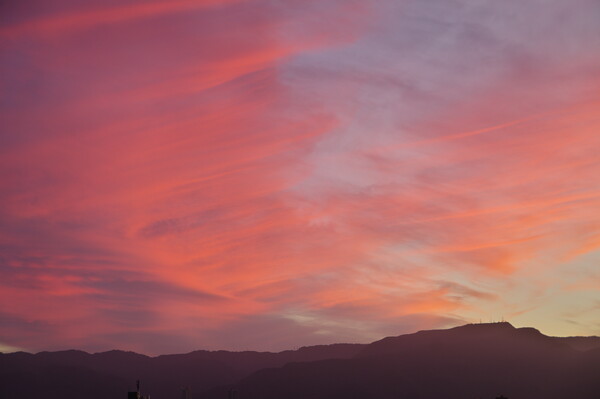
top-left (1, 0), bottom-right (599, 354)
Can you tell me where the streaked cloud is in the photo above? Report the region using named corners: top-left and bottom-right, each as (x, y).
top-left (1, 0), bottom-right (599, 354)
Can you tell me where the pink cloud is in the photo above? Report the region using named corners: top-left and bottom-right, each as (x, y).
top-left (1, 0), bottom-right (600, 354)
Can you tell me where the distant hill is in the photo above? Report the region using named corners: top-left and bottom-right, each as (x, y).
top-left (1, 323), bottom-right (599, 399)
top-left (558, 335), bottom-right (600, 351)
top-left (360, 322), bottom-right (600, 357)
top-left (0, 344), bottom-right (362, 399)
top-left (205, 322), bottom-right (600, 399)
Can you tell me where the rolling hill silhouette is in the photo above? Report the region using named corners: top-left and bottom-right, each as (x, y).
top-left (1, 323), bottom-right (599, 399)
top-left (206, 322), bottom-right (600, 399)
top-left (0, 344), bottom-right (362, 399)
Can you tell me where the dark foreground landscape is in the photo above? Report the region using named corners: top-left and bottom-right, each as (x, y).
top-left (2, 322), bottom-right (599, 399)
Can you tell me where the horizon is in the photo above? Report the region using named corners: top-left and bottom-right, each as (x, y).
top-left (2, 0), bottom-right (600, 356)
top-left (3, 321), bottom-right (599, 357)
top-left (3, 321), bottom-right (599, 398)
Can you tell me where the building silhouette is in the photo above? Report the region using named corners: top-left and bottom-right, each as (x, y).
top-left (128, 380), bottom-right (150, 399)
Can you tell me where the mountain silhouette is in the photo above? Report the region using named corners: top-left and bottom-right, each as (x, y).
top-left (1, 323), bottom-right (599, 399)
top-left (205, 322), bottom-right (600, 399)
top-left (0, 344), bottom-right (362, 399)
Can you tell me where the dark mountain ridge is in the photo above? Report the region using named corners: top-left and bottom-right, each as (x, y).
top-left (1, 323), bottom-right (599, 399)
top-left (359, 322), bottom-right (572, 358)
top-left (0, 343), bottom-right (363, 399)
top-left (206, 322), bottom-right (600, 399)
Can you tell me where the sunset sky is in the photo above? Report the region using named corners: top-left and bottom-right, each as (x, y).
top-left (1, 0), bottom-right (600, 355)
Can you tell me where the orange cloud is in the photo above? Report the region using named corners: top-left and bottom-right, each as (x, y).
top-left (2, 0), bottom-right (600, 353)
